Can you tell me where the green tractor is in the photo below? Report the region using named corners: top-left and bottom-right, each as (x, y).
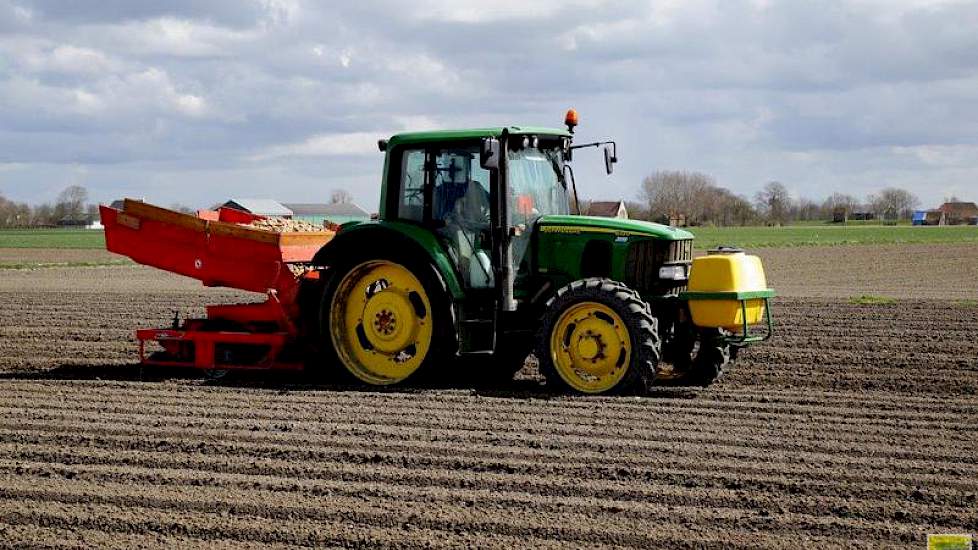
top-left (313, 111), bottom-right (773, 394)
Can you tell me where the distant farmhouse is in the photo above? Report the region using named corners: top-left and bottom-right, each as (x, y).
top-left (666, 212), bottom-right (688, 227)
top-left (585, 200), bottom-right (628, 219)
top-left (221, 199), bottom-right (294, 218)
top-left (283, 202), bottom-right (371, 225)
top-left (221, 198), bottom-right (371, 226)
top-left (912, 201), bottom-right (978, 226)
top-left (940, 201), bottom-right (978, 225)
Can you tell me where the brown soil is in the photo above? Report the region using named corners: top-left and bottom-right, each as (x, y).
top-left (755, 243), bottom-right (978, 299)
top-left (0, 246), bottom-right (976, 547)
top-left (0, 248), bottom-right (122, 266)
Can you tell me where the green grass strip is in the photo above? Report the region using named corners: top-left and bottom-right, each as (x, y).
top-left (848, 295), bottom-right (898, 306)
top-left (0, 229), bottom-right (106, 249)
top-left (689, 225), bottom-right (978, 249)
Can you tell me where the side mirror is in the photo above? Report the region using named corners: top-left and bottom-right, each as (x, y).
top-left (603, 144), bottom-right (617, 175)
top-left (480, 137), bottom-right (500, 170)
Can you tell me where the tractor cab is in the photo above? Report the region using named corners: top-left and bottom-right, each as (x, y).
top-left (375, 126), bottom-right (573, 303)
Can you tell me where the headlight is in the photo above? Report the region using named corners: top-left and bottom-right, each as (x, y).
top-left (658, 265), bottom-right (688, 281)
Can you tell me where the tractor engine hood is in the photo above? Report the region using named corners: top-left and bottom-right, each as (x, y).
top-left (535, 215), bottom-right (694, 240)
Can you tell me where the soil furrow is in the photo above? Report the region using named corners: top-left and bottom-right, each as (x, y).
top-left (2, 381), bottom-right (976, 423)
top-left (2, 411), bottom-right (976, 472)
top-left (0, 473), bottom-right (950, 547)
top-left (3, 458), bottom-right (972, 540)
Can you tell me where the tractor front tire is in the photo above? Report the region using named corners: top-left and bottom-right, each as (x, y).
top-left (670, 327), bottom-right (731, 388)
top-left (535, 278), bottom-right (660, 395)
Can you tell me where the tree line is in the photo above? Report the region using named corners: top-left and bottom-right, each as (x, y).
top-left (0, 185), bottom-right (198, 228)
top-left (0, 185), bottom-right (99, 228)
top-left (632, 170), bottom-right (926, 226)
top-left (1, 184), bottom-right (358, 229)
top-left (0, 177), bottom-right (940, 229)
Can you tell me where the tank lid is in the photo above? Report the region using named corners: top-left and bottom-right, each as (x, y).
top-left (708, 245), bottom-right (744, 255)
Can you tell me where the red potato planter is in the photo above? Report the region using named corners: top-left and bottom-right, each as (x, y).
top-left (100, 199), bottom-right (334, 372)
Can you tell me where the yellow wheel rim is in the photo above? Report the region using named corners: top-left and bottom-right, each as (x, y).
top-left (550, 301), bottom-right (631, 393)
top-left (330, 260), bottom-right (433, 385)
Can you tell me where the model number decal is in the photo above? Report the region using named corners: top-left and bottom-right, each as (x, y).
top-left (540, 225), bottom-right (643, 238)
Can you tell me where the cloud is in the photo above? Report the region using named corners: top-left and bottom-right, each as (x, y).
top-left (248, 131), bottom-right (383, 160)
top-left (0, 0), bottom-right (976, 209)
top-left (21, 44), bottom-right (121, 74)
top-left (15, 0), bottom-right (296, 28)
top-left (405, 0), bottom-right (606, 23)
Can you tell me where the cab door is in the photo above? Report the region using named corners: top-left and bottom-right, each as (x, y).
top-left (390, 143), bottom-right (498, 352)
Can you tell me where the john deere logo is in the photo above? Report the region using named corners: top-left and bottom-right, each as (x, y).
top-left (928, 534), bottom-right (973, 550)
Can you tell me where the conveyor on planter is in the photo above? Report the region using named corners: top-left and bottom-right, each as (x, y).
top-left (100, 199), bottom-right (334, 373)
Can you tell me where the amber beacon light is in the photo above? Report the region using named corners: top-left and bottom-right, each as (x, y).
top-left (564, 108), bottom-right (579, 132)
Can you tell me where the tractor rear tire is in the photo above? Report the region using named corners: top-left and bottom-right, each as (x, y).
top-left (535, 278), bottom-right (659, 395)
top-left (318, 248), bottom-right (455, 386)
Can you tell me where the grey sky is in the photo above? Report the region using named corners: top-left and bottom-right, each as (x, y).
top-left (0, 0), bottom-right (975, 210)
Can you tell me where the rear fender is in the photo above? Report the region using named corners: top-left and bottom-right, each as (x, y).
top-left (311, 221), bottom-right (465, 300)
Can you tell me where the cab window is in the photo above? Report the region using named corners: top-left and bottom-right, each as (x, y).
top-left (432, 148), bottom-right (490, 224)
top-left (397, 148), bottom-right (426, 223)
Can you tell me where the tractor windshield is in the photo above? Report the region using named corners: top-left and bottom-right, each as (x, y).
top-left (506, 146), bottom-right (569, 228)
top-left (507, 145), bottom-right (568, 270)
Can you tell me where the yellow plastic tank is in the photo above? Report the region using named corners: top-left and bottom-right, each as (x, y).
top-left (685, 249), bottom-right (772, 331)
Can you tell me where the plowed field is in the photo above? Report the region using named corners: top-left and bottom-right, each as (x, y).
top-left (1, 245), bottom-right (976, 548)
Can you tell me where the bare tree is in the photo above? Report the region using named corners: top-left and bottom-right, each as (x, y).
top-left (754, 181), bottom-right (790, 225)
top-left (14, 202), bottom-right (30, 226)
top-left (640, 171), bottom-right (759, 226)
top-left (32, 204), bottom-right (54, 226)
top-left (0, 193), bottom-right (10, 227)
top-left (0, 193), bottom-right (34, 227)
top-left (641, 171), bottom-right (715, 225)
top-left (821, 192), bottom-right (860, 219)
top-left (54, 185), bottom-right (89, 222)
top-left (865, 193), bottom-right (889, 220)
top-left (793, 197), bottom-right (821, 222)
top-left (876, 187), bottom-right (919, 219)
top-left (623, 200), bottom-right (649, 221)
top-left (330, 189), bottom-right (354, 204)
top-left (722, 192), bottom-right (758, 226)
top-left (703, 187), bottom-right (758, 226)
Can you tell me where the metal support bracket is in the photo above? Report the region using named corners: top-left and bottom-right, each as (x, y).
top-left (727, 297), bottom-right (774, 347)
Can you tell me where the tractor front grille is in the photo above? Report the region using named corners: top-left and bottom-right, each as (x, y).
top-left (624, 239), bottom-right (693, 297)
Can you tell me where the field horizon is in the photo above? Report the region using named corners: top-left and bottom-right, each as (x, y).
top-left (3, 222), bottom-right (978, 252)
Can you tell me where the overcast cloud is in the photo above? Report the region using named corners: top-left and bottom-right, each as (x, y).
top-left (0, 0), bottom-right (975, 209)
